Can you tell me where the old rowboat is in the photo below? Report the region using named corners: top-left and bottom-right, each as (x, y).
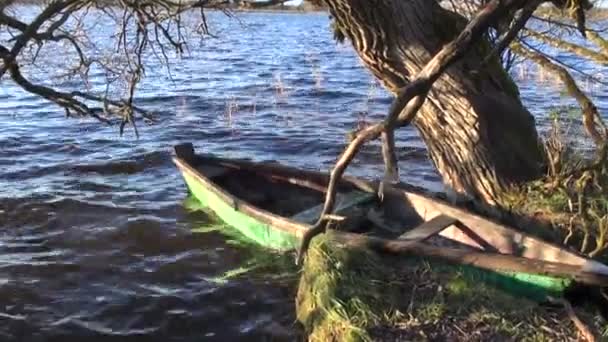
top-left (173, 143), bottom-right (608, 301)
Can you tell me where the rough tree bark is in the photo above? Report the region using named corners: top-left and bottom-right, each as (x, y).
top-left (325, 0), bottom-right (546, 204)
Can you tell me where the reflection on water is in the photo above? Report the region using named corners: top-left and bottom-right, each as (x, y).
top-left (0, 8), bottom-right (606, 341)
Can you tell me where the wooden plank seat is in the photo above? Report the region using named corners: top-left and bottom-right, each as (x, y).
top-left (395, 215), bottom-right (499, 252)
top-left (398, 214), bottom-right (459, 241)
top-left (291, 190), bottom-right (375, 224)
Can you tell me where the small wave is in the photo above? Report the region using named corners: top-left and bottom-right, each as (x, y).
top-left (0, 136), bottom-right (26, 149)
top-left (353, 144), bottom-right (429, 165)
top-left (0, 313), bottom-right (26, 321)
top-left (0, 196), bottom-right (57, 227)
top-left (72, 151), bottom-right (168, 175)
top-left (65, 181), bottom-right (119, 193)
top-left (0, 196), bottom-right (137, 233)
top-left (50, 317), bottom-right (160, 337)
top-left (0, 165), bottom-right (66, 181)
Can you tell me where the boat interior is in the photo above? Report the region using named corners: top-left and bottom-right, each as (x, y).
top-left (197, 161), bottom-right (470, 245)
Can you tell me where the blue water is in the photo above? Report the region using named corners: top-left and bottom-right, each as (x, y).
top-left (0, 8), bottom-right (606, 341)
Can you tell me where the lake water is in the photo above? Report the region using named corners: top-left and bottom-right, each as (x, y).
top-left (0, 8), bottom-right (606, 341)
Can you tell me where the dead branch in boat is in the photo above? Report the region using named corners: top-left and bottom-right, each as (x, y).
top-left (296, 0), bottom-right (544, 265)
top-left (379, 129), bottom-right (399, 201)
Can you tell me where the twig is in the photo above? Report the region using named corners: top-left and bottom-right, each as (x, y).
top-left (0, 0), bottom-right (227, 133)
top-left (547, 296), bottom-right (597, 342)
top-left (511, 43), bottom-right (608, 147)
top-left (482, 0), bottom-right (542, 65)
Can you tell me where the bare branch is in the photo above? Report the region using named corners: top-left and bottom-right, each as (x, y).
top-left (0, 0), bottom-right (79, 78)
top-left (587, 31), bottom-right (608, 55)
top-left (519, 39), bottom-right (608, 85)
top-left (0, 0), bottom-right (227, 134)
top-left (526, 29), bottom-right (608, 65)
top-left (511, 42), bottom-right (607, 146)
top-left (483, 0), bottom-right (543, 65)
top-left (530, 14), bottom-right (604, 34)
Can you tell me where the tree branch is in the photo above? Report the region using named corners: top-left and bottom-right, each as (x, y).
top-left (0, 0), bottom-right (79, 78)
top-left (587, 31), bottom-right (608, 55)
top-left (511, 42), bottom-right (607, 146)
top-left (0, 0), bottom-right (226, 133)
top-left (483, 0), bottom-right (543, 65)
top-left (526, 29), bottom-right (608, 65)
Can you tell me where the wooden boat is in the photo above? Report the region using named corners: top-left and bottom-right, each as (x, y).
top-left (173, 143), bottom-right (608, 301)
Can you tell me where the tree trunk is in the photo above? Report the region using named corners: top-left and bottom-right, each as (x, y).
top-left (324, 0), bottom-right (546, 204)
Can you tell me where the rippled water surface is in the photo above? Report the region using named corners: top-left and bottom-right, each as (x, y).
top-left (1, 8), bottom-right (607, 341)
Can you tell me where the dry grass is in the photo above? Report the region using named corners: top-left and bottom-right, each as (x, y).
top-left (501, 112), bottom-right (608, 261)
top-left (305, 52), bottom-right (324, 91)
top-left (224, 95), bottom-right (239, 129)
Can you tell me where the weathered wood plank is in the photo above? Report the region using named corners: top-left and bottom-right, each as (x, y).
top-left (398, 214), bottom-right (458, 241)
top-left (330, 230), bottom-right (608, 287)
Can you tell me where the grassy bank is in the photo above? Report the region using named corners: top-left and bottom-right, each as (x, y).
top-left (296, 234), bottom-right (607, 341)
top-left (499, 112), bottom-right (608, 263)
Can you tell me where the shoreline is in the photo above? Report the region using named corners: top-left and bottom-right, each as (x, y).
top-left (11, 0), bottom-right (327, 13)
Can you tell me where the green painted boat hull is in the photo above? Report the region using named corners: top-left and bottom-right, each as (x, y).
top-left (176, 159), bottom-right (575, 302)
top-left (182, 172), bottom-right (299, 250)
top-left (457, 265), bottom-right (570, 301)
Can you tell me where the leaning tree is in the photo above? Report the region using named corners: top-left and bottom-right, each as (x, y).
top-left (1, 0), bottom-right (606, 259)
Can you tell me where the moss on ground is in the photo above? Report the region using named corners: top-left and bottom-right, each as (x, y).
top-left (296, 234), bottom-right (605, 342)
